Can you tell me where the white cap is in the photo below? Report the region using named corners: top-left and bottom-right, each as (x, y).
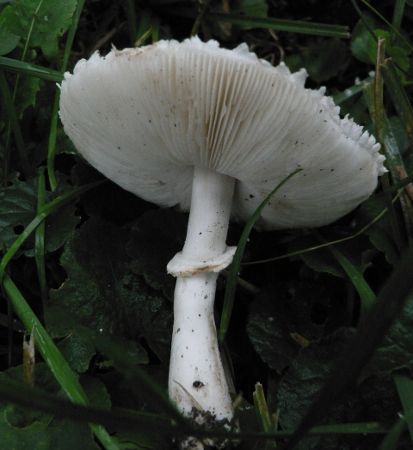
top-left (59, 36), bottom-right (386, 229)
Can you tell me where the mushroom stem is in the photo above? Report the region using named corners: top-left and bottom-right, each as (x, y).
top-left (168, 166), bottom-right (235, 425)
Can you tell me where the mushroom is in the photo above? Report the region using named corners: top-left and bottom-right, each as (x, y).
top-left (59, 37), bottom-right (386, 439)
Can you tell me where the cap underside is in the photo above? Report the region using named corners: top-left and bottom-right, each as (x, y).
top-left (60, 37), bottom-right (385, 229)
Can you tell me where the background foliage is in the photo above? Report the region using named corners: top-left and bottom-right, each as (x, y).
top-left (1, 0), bottom-right (413, 449)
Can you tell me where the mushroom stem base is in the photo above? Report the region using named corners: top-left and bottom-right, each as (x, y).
top-left (168, 167), bottom-right (236, 442)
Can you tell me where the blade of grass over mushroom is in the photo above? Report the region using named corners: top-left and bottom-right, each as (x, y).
top-left (2, 275), bottom-right (120, 450)
top-left (0, 57), bottom-right (63, 82)
top-left (205, 13), bottom-right (350, 38)
top-left (125, 0), bottom-right (138, 43)
top-left (218, 169), bottom-right (301, 344)
top-left (0, 370), bottom-right (389, 440)
top-left (327, 245), bottom-right (376, 316)
top-left (0, 181), bottom-right (104, 282)
top-left (283, 246), bottom-right (413, 450)
top-left (47, 0), bottom-right (85, 191)
top-left (151, 16), bottom-right (160, 43)
top-left (393, 373), bottom-right (413, 443)
top-left (243, 190), bottom-right (404, 266)
top-left (378, 416), bottom-right (406, 450)
top-left (35, 169), bottom-right (47, 308)
top-left (392, 0), bottom-right (406, 30)
top-left (0, 369), bottom-right (390, 441)
top-left (381, 59), bottom-right (413, 147)
top-left (0, 71), bottom-right (31, 178)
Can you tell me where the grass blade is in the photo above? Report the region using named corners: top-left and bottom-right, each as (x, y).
top-left (243, 190), bottom-right (404, 266)
top-left (47, 0), bottom-right (85, 191)
top-left (364, 41), bottom-right (406, 252)
top-left (2, 275), bottom-right (120, 450)
top-left (392, 0), bottom-right (406, 30)
top-left (378, 416), bottom-right (406, 450)
top-left (206, 13), bottom-right (350, 38)
top-left (328, 245), bottom-right (376, 316)
top-left (0, 70), bottom-right (31, 178)
top-left (218, 169), bottom-right (301, 344)
top-left (35, 169), bottom-right (47, 308)
top-left (381, 58), bottom-right (413, 149)
top-left (394, 373), bottom-right (413, 443)
top-left (0, 370), bottom-right (389, 441)
top-left (284, 246), bottom-right (413, 450)
top-left (0, 56), bottom-right (63, 82)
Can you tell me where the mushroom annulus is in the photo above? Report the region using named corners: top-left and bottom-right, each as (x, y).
top-left (59, 37), bottom-right (386, 442)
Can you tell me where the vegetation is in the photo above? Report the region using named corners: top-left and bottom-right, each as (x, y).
top-left (0, 0), bottom-right (413, 448)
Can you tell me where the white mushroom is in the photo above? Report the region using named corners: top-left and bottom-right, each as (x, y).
top-left (59, 37), bottom-right (386, 442)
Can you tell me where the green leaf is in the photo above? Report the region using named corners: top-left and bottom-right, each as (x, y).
top-left (0, 22), bottom-right (20, 55)
top-left (0, 403), bottom-right (51, 450)
top-left (276, 329), bottom-right (355, 449)
top-left (15, 75), bottom-right (41, 117)
top-left (247, 283), bottom-right (326, 373)
top-left (49, 216), bottom-right (172, 362)
top-left (351, 19), bottom-right (411, 70)
top-left (58, 333), bottom-right (96, 374)
top-left (0, 177), bottom-right (37, 250)
top-left (126, 208), bottom-right (187, 298)
top-left (0, 178), bottom-right (80, 255)
top-left (0, 0), bottom-right (78, 58)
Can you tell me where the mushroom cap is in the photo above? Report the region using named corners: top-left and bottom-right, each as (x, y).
top-left (59, 37), bottom-right (386, 229)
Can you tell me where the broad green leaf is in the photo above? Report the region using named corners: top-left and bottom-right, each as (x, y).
top-left (126, 208), bottom-right (187, 298)
top-left (15, 75), bottom-right (41, 117)
top-left (0, 177), bottom-right (37, 250)
top-left (49, 217), bottom-right (172, 362)
top-left (351, 19), bottom-right (411, 70)
top-left (247, 283), bottom-right (326, 373)
top-left (0, 0), bottom-right (78, 58)
top-left (0, 178), bottom-right (80, 254)
top-left (0, 21), bottom-right (19, 55)
top-left (276, 329), bottom-right (355, 450)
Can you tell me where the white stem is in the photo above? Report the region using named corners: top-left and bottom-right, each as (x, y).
top-left (168, 166), bottom-right (235, 424)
